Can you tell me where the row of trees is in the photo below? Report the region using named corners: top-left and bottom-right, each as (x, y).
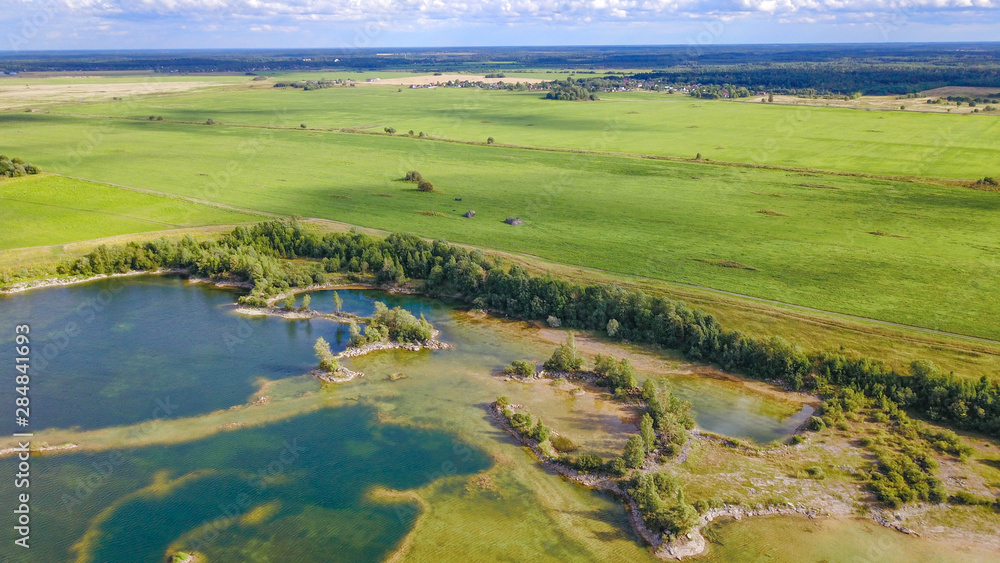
top-left (0, 155), bottom-right (40, 177)
top-left (60, 220), bottom-right (1000, 438)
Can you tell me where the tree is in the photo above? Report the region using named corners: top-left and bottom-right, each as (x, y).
top-left (606, 318), bottom-right (620, 337)
top-left (767, 93), bottom-right (774, 102)
top-left (384, 127), bottom-right (396, 134)
top-left (624, 435), bottom-right (646, 468)
top-left (282, 294), bottom-right (296, 310)
top-left (543, 333), bottom-right (584, 372)
top-left (332, 290), bottom-right (343, 313)
top-left (487, 136), bottom-right (495, 144)
top-left (640, 413), bottom-right (656, 452)
top-left (695, 152), bottom-right (702, 160)
top-left (531, 420), bottom-right (550, 442)
top-left (314, 337), bottom-right (339, 372)
top-left (299, 294), bottom-right (311, 311)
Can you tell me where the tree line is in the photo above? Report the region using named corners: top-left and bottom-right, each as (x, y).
top-left (59, 220), bottom-right (1000, 438)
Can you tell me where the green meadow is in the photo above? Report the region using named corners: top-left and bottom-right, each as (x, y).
top-left (2, 110), bottom-right (999, 339)
top-left (0, 174), bottom-right (260, 250)
top-left (48, 81), bottom-right (1000, 179)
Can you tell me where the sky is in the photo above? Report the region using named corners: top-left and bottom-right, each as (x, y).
top-left (4, 0), bottom-right (1000, 51)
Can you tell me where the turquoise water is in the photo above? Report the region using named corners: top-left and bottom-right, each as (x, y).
top-left (0, 276), bottom-right (355, 433)
top-left (0, 277), bottom-right (829, 562)
top-left (0, 405), bottom-right (490, 563)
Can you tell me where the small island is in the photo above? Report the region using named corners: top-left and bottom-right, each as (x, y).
top-left (313, 301), bottom-right (450, 383)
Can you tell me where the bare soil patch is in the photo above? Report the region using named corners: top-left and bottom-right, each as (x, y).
top-left (0, 81), bottom-right (227, 110)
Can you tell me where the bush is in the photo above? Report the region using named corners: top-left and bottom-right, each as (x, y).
top-left (487, 136), bottom-right (495, 144)
top-left (503, 360), bottom-right (536, 378)
top-left (530, 420), bottom-right (551, 442)
top-left (403, 170), bottom-right (424, 182)
top-left (574, 453), bottom-right (604, 472)
top-left (948, 491), bottom-right (991, 506)
top-left (546, 315), bottom-right (561, 327)
top-left (0, 155), bottom-right (40, 177)
top-left (496, 395), bottom-right (511, 407)
top-left (551, 435), bottom-right (579, 452)
top-left (807, 416), bottom-right (826, 431)
top-left (417, 180), bottom-right (435, 192)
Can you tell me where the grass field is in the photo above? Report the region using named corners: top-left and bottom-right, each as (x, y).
top-left (0, 174), bottom-right (261, 250)
top-left (45, 81), bottom-right (1000, 179)
top-left (2, 109), bottom-right (1000, 340)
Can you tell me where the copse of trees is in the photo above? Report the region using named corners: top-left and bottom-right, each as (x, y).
top-left (629, 472), bottom-right (699, 541)
top-left (349, 301), bottom-right (433, 346)
top-left (593, 354), bottom-right (638, 396)
top-left (544, 80), bottom-right (597, 101)
top-left (0, 155), bottom-right (40, 177)
top-left (57, 220), bottom-right (1000, 439)
top-left (543, 333), bottom-right (584, 372)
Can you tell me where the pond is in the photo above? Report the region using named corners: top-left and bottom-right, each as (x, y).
top-left (3, 276), bottom-right (981, 562)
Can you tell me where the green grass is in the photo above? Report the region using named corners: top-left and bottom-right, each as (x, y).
top-left (2, 112), bottom-right (999, 339)
top-left (0, 174), bottom-right (261, 250)
top-left (45, 86), bottom-right (1000, 179)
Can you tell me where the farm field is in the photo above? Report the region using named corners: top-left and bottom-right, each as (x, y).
top-left (0, 174), bottom-right (261, 250)
top-left (2, 107), bottom-right (1000, 339)
top-left (43, 78), bottom-right (1000, 179)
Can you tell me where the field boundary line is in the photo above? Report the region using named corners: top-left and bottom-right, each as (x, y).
top-left (48, 113), bottom-right (989, 189)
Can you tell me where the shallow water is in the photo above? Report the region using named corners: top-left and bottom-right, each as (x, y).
top-left (0, 405), bottom-right (490, 563)
top-left (698, 514), bottom-right (998, 563)
top-left (2, 277), bottom-right (985, 562)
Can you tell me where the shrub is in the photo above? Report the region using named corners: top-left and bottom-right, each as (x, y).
top-left (574, 453), bottom-right (604, 472)
top-left (487, 136), bottom-right (495, 144)
top-left (546, 315), bottom-right (561, 327)
top-left (531, 420), bottom-right (551, 442)
top-left (807, 416), bottom-right (826, 431)
top-left (551, 435), bottom-right (579, 452)
top-left (417, 180), bottom-right (435, 192)
top-left (403, 170), bottom-right (424, 182)
top-left (496, 395), bottom-right (512, 407)
top-left (503, 360), bottom-right (536, 378)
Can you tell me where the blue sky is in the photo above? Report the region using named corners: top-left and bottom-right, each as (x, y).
top-left (5, 0), bottom-right (1000, 51)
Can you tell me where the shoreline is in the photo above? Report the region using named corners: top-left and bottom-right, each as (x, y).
top-left (487, 401), bottom-right (840, 560)
top-left (314, 332), bottom-right (451, 384)
top-left (0, 268), bottom-right (189, 295)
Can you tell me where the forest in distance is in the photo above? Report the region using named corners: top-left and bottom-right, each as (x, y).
top-left (6, 43), bottom-right (1000, 94)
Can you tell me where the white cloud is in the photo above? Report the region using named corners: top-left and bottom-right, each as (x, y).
top-left (31, 0), bottom-right (1000, 21)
